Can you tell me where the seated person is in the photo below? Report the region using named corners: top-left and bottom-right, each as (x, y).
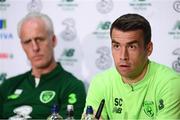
top-left (0, 12), bottom-right (86, 119)
top-left (83, 13), bottom-right (180, 119)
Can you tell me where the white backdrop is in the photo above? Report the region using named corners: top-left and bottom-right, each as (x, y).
top-left (0, 0), bottom-right (180, 88)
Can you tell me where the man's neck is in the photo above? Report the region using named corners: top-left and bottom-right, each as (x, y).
top-left (32, 61), bottom-right (57, 78)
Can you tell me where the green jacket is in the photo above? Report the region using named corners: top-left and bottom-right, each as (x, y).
top-left (85, 61), bottom-right (180, 119)
top-left (0, 63), bottom-right (86, 119)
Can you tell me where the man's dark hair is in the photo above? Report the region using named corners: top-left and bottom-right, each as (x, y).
top-left (110, 13), bottom-right (151, 47)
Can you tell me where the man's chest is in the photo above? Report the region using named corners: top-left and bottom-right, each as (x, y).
top-left (3, 82), bottom-right (60, 118)
top-left (104, 84), bottom-right (158, 119)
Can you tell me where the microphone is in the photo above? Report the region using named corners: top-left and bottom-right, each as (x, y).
top-left (95, 99), bottom-right (105, 120)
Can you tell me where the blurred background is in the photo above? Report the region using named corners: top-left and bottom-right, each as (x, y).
top-left (0, 0), bottom-right (180, 89)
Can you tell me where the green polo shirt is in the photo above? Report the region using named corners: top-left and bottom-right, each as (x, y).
top-left (85, 61), bottom-right (180, 119)
top-left (0, 63), bottom-right (86, 119)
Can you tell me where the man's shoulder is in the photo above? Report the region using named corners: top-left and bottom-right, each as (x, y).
top-left (7, 71), bottom-right (29, 80)
top-left (0, 71), bottom-right (30, 90)
top-left (149, 61), bottom-right (180, 87)
top-left (59, 68), bottom-right (84, 86)
top-left (96, 67), bottom-right (117, 78)
top-left (4, 71), bottom-right (30, 84)
top-left (150, 61), bottom-right (180, 78)
top-left (91, 67), bottom-right (118, 84)
top-left (62, 70), bottom-right (80, 81)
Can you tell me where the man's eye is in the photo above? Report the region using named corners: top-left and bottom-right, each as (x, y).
top-left (128, 44), bottom-right (137, 49)
top-left (22, 40), bottom-right (31, 44)
top-left (129, 45), bottom-right (135, 48)
top-left (36, 38), bottom-right (45, 43)
top-left (113, 44), bottom-right (120, 49)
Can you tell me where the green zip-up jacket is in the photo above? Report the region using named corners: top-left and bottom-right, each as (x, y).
top-left (0, 63), bottom-right (86, 119)
top-left (85, 61), bottom-right (180, 119)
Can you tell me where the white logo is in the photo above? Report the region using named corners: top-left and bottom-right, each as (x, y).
top-left (60, 18), bottom-right (77, 41)
top-left (27, 0), bottom-right (42, 12)
top-left (95, 46), bottom-right (112, 70)
top-left (172, 48), bottom-right (180, 72)
top-left (173, 0), bottom-right (180, 13)
top-left (96, 0), bottom-right (113, 14)
top-left (14, 89), bottom-right (23, 95)
top-left (9, 105), bottom-right (32, 120)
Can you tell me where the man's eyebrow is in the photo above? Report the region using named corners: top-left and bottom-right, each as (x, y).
top-left (112, 39), bottom-right (139, 45)
top-left (127, 40), bottom-right (139, 45)
top-left (112, 39), bottom-right (119, 44)
top-left (22, 38), bottom-right (31, 42)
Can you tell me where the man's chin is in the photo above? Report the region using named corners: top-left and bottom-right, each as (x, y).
top-left (118, 70), bottom-right (132, 78)
top-left (32, 62), bottom-right (47, 69)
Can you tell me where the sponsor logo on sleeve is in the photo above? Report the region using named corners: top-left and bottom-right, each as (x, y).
top-left (158, 99), bottom-right (164, 110)
top-left (68, 93), bottom-right (77, 104)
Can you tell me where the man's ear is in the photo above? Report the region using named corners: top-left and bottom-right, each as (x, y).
top-left (52, 35), bottom-right (57, 47)
top-left (146, 41), bottom-right (153, 56)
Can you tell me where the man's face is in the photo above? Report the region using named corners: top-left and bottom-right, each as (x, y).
top-left (111, 28), bottom-right (152, 79)
top-left (20, 18), bottom-right (56, 69)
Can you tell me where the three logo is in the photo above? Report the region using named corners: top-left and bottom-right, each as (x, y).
top-left (173, 0), bottom-right (180, 13)
top-left (172, 48), bottom-right (180, 72)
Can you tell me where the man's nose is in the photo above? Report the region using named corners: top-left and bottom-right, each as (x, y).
top-left (32, 40), bottom-right (40, 52)
top-left (120, 47), bottom-right (128, 61)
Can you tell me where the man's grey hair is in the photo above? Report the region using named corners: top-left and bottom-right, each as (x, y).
top-left (17, 12), bottom-right (54, 37)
